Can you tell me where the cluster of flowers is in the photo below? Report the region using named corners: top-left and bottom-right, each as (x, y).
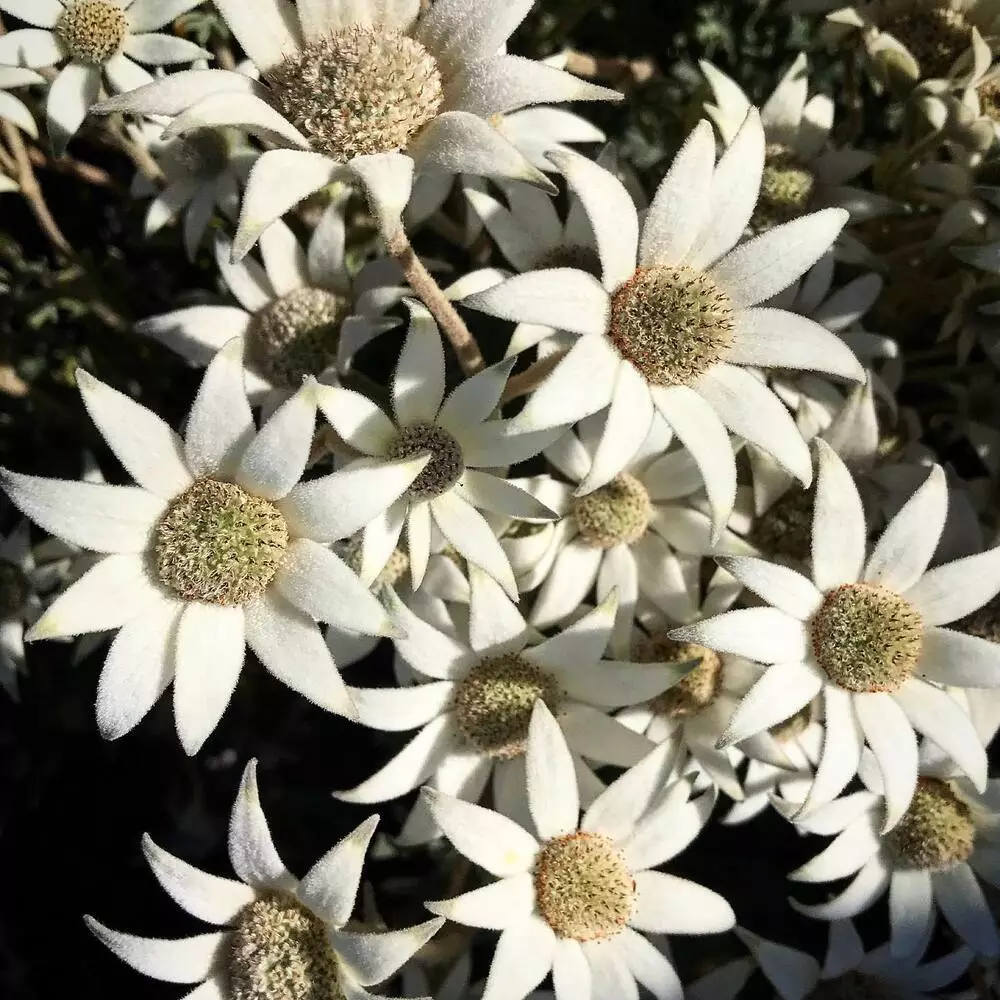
top-left (4, 0), bottom-right (1000, 998)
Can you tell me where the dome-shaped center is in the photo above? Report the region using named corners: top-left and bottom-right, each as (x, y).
top-left (453, 654), bottom-right (562, 759)
top-left (748, 485), bottom-right (815, 566)
top-left (810, 583), bottom-right (924, 692)
top-left (57, 0), bottom-right (128, 64)
top-left (534, 832), bottom-right (635, 941)
top-left (229, 893), bottom-right (345, 1000)
top-left (885, 778), bottom-right (976, 871)
top-left (385, 422), bottom-right (465, 502)
top-left (164, 127), bottom-right (232, 180)
top-left (154, 478), bottom-right (289, 607)
top-left (0, 559), bottom-right (29, 617)
top-left (633, 634), bottom-right (723, 718)
top-left (608, 265), bottom-right (735, 386)
top-left (880, 1), bottom-right (971, 78)
top-left (247, 287), bottom-right (349, 389)
top-left (572, 473), bottom-right (651, 549)
top-left (266, 26), bottom-right (444, 162)
top-left (807, 972), bottom-right (900, 1000)
top-left (752, 144), bottom-right (816, 231)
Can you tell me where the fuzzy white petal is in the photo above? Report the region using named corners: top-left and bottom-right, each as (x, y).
top-left (671, 608), bottom-right (809, 664)
top-left (903, 546), bottom-right (1000, 626)
top-left (630, 871), bottom-right (735, 934)
top-left (228, 759), bottom-right (296, 891)
top-left (811, 440), bottom-right (866, 591)
top-left (297, 815), bottom-right (378, 927)
top-left (425, 872), bottom-right (535, 930)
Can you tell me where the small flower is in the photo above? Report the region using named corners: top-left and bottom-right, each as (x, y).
top-left (464, 113), bottom-right (863, 535)
top-left (1, 341), bottom-right (430, 753)
top-left (317, 304), bottom-right (560, 598)
top-left (0, 522), bottom-right (46, 700)
top-left (423, 702), bottom-right (732, 1000)
top-left (336, 575), bottom-right (689, 841)
top-left (85, 759), bottom-right (443, 1000)
top-left (0, 0), bottom-right (211, 153)
top-left (673, 440), bottom-right (1000, 830)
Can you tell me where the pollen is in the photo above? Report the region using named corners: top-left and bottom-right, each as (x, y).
top-left (0, 560), bottom-right (29, 617)
top-left (751, 144), bottom-right (816, 231)
top-left (534, 832), bottom-right (635, 941)
top-left (154, 478), bottom-right (289, 607)
top-left (453, 654), bottom-right (562, 759)
top-left (247, 287), bottom-right (349, 389)
top-left (632, 633), bottom-right (723, 718)
top-left (57, 0), bottom-right (128, 65)
top-left (810, 583), bottom-right (923, 693)
top-left (879, 0), bottom-right (971, 79)
top-left (572, 474), bottom-right (651, 549)
top-left (885, 777), bottom-right (976, 871)
top-left (266, 26), bottom-right (443, 162)
top-left (607, 265), bottom-right (735, 386)
top-left (748, 486), bottom-right (815, 566)
top-left (229, 893), bottom-right (345, 1000)
top-left (385, 422), bottom-right (465, 502)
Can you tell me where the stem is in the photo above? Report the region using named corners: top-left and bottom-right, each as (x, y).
top-left (26, 145), bottom-right (118, 190)
top-left (501, 350), bottom-right (568, 403)
top-left (386, 230), bottom-right (485, 375)
top-left (562, 49), bottom-right (658, 87)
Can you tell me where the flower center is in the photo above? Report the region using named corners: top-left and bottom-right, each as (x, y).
top-left (769, 702), bottom-right (814, 743)
top-left (534, 832), bottom-right (635, 941)
top-left (385, 422), bottom-right (464, 502)
top-left (154, 478), bottom-right (289, 607)
top-left (807, 972), bottom-right (899, 1000)
top-left (163, 127), bottom-right (232, 180)
top-left (533, 244), bottom-right (603, 277)
top-left (266, 27), bottom-right (443, 161)
top-left (607, 265), bottom-right (735, 386)
top-left (880, 1), bottom-right (971, 78)
top-left (751, 144), bottom-right (816, 231)
top-left (247, 287), bottom-right (349, 389)
top-left (885, 777), bottom-right (976, 871)
top-left (810, 583), bottom-right (923, 693)
top-left (453, 654), bottom-right (562, 759)
top-left (229, 893), bottom-right (345, 1000)
top-left (0, 559), bottom-right (29, 617)
top-left (632, 634), bottom-right (723, 718)
top-left (748, 486), bottom-right (815, 566)
top-left (572, 474), bottom-right (651, 549)
top-left (57, 0), bottom-right (128, 65)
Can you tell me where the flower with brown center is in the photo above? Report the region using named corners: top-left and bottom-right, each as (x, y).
top-left (385, 422), bottom-right (466, 502)
top-left (572, 473), bottom-right (652, 549)
top-left (57, 0), bottom-right (128, 65)
top-left (885, 777), bottom-right (976, 871)
top-left (633, 634), bottom-right (723, 719)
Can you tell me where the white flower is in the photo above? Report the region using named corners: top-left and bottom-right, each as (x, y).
top-left (701, 54), bottom-right (893, 229)
top-left (336, 575), bottom-right (689, 842)
top-left (0, 521), bottom-right (46, 700)
top-left (316, 304), bottom-right (560, 598)
top-left (137, 214), bottom-right (396, 412)
top-left (1, 341), bottom-right (430, 753)
top-left (463, 112), bottom-right (864, 535)
top-left (0, 0), bottom-right (211, 153)
top-left (93, 0), bottom-right (620, 254)
top-left (0, 65), bottom-right (44, 141)
top-left (673, 440), bottom-right (1000, 833)
top-left (85, 759), bottom-right (443, 1000)
top-left (423, 701), bottom-right (732, 1000)
top-left (787, 753), bottom-right (1000, 958)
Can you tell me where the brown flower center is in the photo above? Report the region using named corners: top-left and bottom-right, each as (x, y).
top-left (57, 0), bottom-right (128, 65)
top-left (633, 634), bottom-right (723, 718)
top-left (385, 422), bottom-right (465, 502)
top-left (885, 777), bottom-right (976, 871)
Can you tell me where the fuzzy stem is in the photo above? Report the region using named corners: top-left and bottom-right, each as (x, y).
top-left (501, 350), bottom-right (568, 403)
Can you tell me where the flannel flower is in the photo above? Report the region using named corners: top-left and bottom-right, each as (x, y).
top-left (673, 440), bottom-right (1000, 834)
top-left (336, 573), bottom-right (689, 842)
top-left (93, 0), bottom-right (619, 256)
top-left (464, 111), bottom-right (864, 536)
top-left (423, 702), bottom-right (730, 1000)
top-left (1, 340), bottom-right (430, 753)
top-left (86, 759), bottom-right (443, 1000)
top-left (0, 0), bottom-right (210, 153)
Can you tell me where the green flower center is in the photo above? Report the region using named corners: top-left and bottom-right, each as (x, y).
top-left (267, 27), bottom-right (443, 161)
top-left (880, 1), bottom-right (971, 78)
top-left (154, 478), bottom-right (289, 607)
top-left (572, 473), bottom-right (651, 549)
top-left (0, 559), bottom-right (29, 617)
top-left (748, 486), bottom-right (815, 566)
top-left (632, 634), bottom-right (723, 718)
top-left (534, 832), bottom-right (635, 941)
top-left (229, 893), bottom-right (345, 1000)
top-left (385, 422), bottom-right (465, 502)
top-left (57, 0), bottom-right (128, 65)
top-left (885, 777), bottom-right (976, 871)
top-left (751, 144), bottom-right (816, 231)
top-left (608, 265), bottom-right (735, 386)
top-left (247, 287), bottom-right (349, 389)
top-left (453, 654), bottom-right (562, 759)
top-left (810, 583), bottom-right (924, 693)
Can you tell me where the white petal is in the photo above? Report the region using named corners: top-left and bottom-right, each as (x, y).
top-left (811, 440), bottom-right (866, 592)
top-left (95, 601), bottom-right (181, 741)
top-left (415, 0), bottom-right (533, 75)
top-left (481, 916), bottom-right (556, 1000)
top-left (716, 556), bottom-right (822, 621)
top-left (916, 627), bottom-right (1000, 687)
top-left (561, 659), bottom-right (691, 710)
top-left (529, 539), bottom-right (602, 630)
top-left (94, 67), bottom-right (259, 116)
top-left (863, 466), bottom-right (947, 592)
top-left (889, 868), bottom-right (934, 960)
top-left (0, 90), bottom-right (38, 138)
top-left (383, 589), bottom-right (471, 679)
top-left (468, 565), bottom-right (529, 655)
top-left (709, 209), bottom-right (849, 308)
top-left (244, 589), bottom-right (357, 719)
top-left (547, 149), bottom-right (638, 292)
top-left (357, 499), bottom-right (406, 588)
top-left (584, 939), bottom-right (638, 1000)
top-left (215, 233), bottom-right (276, 312)
top-left (423, 788), bottom-right (539, 876)
top-left (142, 834), bottom-right (255, 925)
top-left (618, 780), bottom-right (705, 871)
top-left (332, 918), bottom-right (445, 987)
top-left (617, 928), bottom-right (683, 1000)
top-left (310, 384), bottom-right (395, 457)
top-left (559, 702), bottom-right (655, 768)
top-left (297, 814), bottom-right (378, 926)
top-left (166, 90), bottom-right (310, 149)
top-left (228, 759), bottom-right (295, 891)
top-left (736, 928), bottom-right (820, 1000)
top-left (127, 0), bottom-right (205, 32)
top-left (393, 303), bottom-right (445, 426)
top-left (437, 357), bottom-right (517, 434)
top-left (0, 0), bottom-right (61, 27)
top-left (718, 661), bottom-right (824, 746)
top-left (124, 32), bottom-right (211, 65)
top-left (789, 816), bottom-right (880, 883)
top-left (102, 53), bottom-right (154, 94)
top-left (526, 701), bottom-right (579, 840)
top-left (854, 693), bottom-right (917, 833)
top-left (790, 856), bottom-right (890, 921)
top-left (425, 872), bottom-right (535, 930)
top-left (639, 119), bottom-right (715, 267)
top-left (173, 603), bottom-right (244, 755)
top-left (257, 218), bottom-right (308, 296)
top-left (524, 592), bottom-right (616, 673)
top-left (582, 742), bottom-right (675, 841)
top-left (903, 545), bottom-right (1000, 626)
top-left (212, 0), bottom-right (299, 71)
top-left (630, 871), bottom-right (735, 934)
top-left (670, 608), bottom-right (809, 664)
top-left (0, 28), bottom-right (65, 70)
top-left (797, 686), bottom-right (862, 818)
top-left (457, 470), bottom-right (557, 523)
top-left (136, 305), bottom-right (250, 365)
top-left (47, 62), bottom-right (100, 155)
top-left (347, 682), bottom-right (454, 732)
top-left (83, 918), bottom-right (225, 984)
top-left (552, 939), bottom-right (593, 1000)
top-left (933, 864), bottom-right (1000, 957)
